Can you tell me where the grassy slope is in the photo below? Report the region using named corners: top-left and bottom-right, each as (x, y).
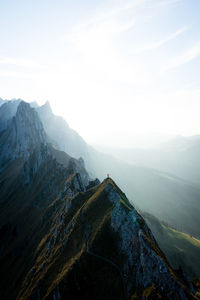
top-left (143, 212), bottom-right (200, 279)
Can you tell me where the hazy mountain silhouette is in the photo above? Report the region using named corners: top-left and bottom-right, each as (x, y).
top-left (106, 135), bottom-right (200, 185)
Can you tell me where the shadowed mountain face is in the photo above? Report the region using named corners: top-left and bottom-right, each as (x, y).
top-left (0, 100), bottom-right (198, 299)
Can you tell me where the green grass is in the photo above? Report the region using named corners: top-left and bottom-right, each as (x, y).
top-left (143, 212), bottom-right (200, 279)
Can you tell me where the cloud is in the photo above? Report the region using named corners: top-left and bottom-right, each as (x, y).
top-left (63, 1), bottom-right (139, 45)
top-left (0, 57), bottom-right (43, 69)
top-left (0, 70), bottom-right (33, 78)
top-left (60, 1), bottom-right (140, 85)
top-left (60, 0), bottom-right (185, 87)
top-left (63, 0), bottom-right (184, 57)
top-left (136, 26), bottom-right (188, 52)
top-left (156, 0), bottom-right (183, 7)
top-left (164, 42), bottom-right (200, 71)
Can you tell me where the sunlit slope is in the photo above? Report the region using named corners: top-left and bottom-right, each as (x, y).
top-left (143, 212), bottom-right (200, 278)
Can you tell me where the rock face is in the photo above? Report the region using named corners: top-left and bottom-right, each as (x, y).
top-left (0, 101), bottom-right (88, 181)
top-left (0, 101), bottom-right (47, 164)
top-left (0, 100), bottom-right (198, 299)
top-left (0, 99), bottom-right (21, 131)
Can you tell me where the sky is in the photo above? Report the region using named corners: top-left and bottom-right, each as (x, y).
top-left (0, 0), bottom-right (200, 147)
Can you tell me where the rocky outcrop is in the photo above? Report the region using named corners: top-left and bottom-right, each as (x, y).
top-left (0, 101), bottom-right (47, 165)
top-left (0, 99), bottom-right (21, 131)
top-left (0, 101), bottom-right (89, 186)
top-left (86, 178), bottom-right (100, 189)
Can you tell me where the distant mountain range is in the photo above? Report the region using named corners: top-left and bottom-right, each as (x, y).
top-left (0, 99), bottom-right (199, 299)
top-left (104, 135), bottom-right (200, 185)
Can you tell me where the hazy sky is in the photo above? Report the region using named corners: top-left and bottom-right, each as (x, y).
top-left (0, 0), bottom-right (200, 146)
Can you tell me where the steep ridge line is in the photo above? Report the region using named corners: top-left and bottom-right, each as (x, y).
top-left (77, 177), bottom-right (135, 300)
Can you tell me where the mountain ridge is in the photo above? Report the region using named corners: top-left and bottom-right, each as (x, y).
top-left (17, 177), bottom-right (196, 299)
top-left (0, 100), bottom-right (198, 298)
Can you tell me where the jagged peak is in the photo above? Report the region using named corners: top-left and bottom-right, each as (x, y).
top-left (40, 100), bottom-right (53, 114)
top-left (0, 98), bottom-right (21, 111)
top-left (0, 101), bottom-right (48, 165)
top-left (0, 99), bottom-right (22, 132)
top-left (15, 101), bottom-right (45, 129)
top-left (44, 100), bottom-right (51, 108)
top-left (17, 100), bottom-right (31, 112)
